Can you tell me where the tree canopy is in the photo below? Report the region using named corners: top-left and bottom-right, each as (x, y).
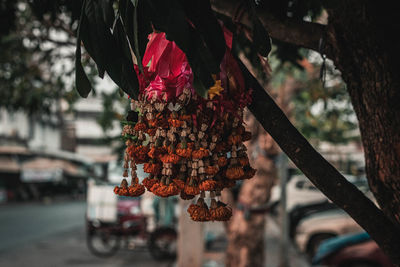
top-left (2, 0), bottom-right (400, 265)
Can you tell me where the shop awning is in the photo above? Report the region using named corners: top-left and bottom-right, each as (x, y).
top-left (21, 158), bottom-right (82, 182)
top-left (0, 156), bottom-right (20, 173)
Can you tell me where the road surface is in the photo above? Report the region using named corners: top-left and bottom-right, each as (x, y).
top-left (0, 200), bottom-right (173, 267)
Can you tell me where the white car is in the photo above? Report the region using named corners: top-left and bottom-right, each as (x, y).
top-left (295, 209), bottom-right (363, 258)
top-left (270, 174), bottom-right (368, 212)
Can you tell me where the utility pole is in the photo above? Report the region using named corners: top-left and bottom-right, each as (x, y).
top-left (177, 199), bottom-right (204, 267)
top-left (278, 153), bottom-right (289, 267)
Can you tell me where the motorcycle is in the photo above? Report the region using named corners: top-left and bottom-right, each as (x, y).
top-left (86, 196), bottom-right (177, 260)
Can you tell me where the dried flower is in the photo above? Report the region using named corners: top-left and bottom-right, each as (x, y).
top-left (210, 199), bottom-right (232, 221)
top-left (143, 162), bottom-right (162, 175)
top-left (228, 134), bottom-right (242, 145)
top-left (142, 177), bottom-right (158, 191)
top-left (160, 154), bottom-right (181, 164)
top-left (192, 148), bottom-right (209, 159)
top-left (205, 165), bottom-right (219, 176)
top-left (187, 198), bottom-right (211, 221)
top-left (180, 191), bottom-right (195, 200)
top-left (225, 165), bottom-right (245, 180)
top-left (199, 179), bottom-right (218, 191)
top-left (134, 122), bottom-right (147, 131)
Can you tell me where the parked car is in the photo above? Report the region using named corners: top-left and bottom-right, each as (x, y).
top-left (289, 200), bottom-right (339, 239)
top-left (295, 209), bottom-right (363, 258)
top-left (312, 232), bottom-right (394, 267)
top-left (270, 174), bottom-right (327, 213)
top-left (270, 174), bottom-right (370, 214)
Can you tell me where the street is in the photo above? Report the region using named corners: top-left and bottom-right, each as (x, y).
top-left (0, 200), bottom-right (173, 267)
top-left (0, 200), bottom-right (309, 267)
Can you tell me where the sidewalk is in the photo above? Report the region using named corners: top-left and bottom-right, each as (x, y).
top-left (202, 215), bottom-right (310, 267)
top-left (265, 215), bottom-right (310, 267)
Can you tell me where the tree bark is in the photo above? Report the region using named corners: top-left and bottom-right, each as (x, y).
top-left (325, 2), bottom-right (400, 229)
top-left (211, 1), bottom-right (400, 264)
top-left (240, 61), bottom-right (400, 265)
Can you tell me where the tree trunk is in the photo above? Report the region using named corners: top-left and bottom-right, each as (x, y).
top-left (211, 1), bottom-right (400, 264)
top-left (225, 110), bottom-right (278, 267)
top-left (239, 61), bottom-right (400, 264)
top-left (325, 3), bottom-right (400, 228)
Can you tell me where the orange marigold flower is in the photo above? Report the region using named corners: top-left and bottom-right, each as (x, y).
top-left (217, 157), bottom-right (228, 167)
top-left (164, 183), bottom-right (180, 196)
top-left (143, 162), bottom-right (161, 175)
top-left (180, 191), bottom-right (195, 200)
top-left (187, 203), bottom-right (197, 214)
top-left (228, 134), bottom-right (242, 145)
top-left (173, 179), bottom-right (185, 190)
top-left (205, 165), bottom-right (218, 176)
top-left (157, 118), bottom-right (169, 128)
top-left (113, 186), bottom-right (120, 195)
top-left (131, 145), bottom-right (149, 164)
top-left (184, 184), bottom-right (200, 196)
top-left (238, 156), bottom-right (249, 167)
top-left (199, 180), bottom-right (218, 191)
top-left (180, 114), bottom-right (192, 121)
top-left (168, 118), bottom-right (183, 128)
top-left (188, 198), bottom-right (211, 221)
top-left (225, 165), bottom-right (245, 180)
top-left (214, 142), bottom-right (227, 153)
top-left (176, 148), bottom-right (192, 158)
top-left (114, 179), bottom-right (130, 196)
top-left (142, 177), bottom-right (158, 191)
top-left (192, 148), bottom-right (209, 159)
top-left (128, 184), bottom-right (145, 197)
top-left (160, 154), bottom-right (181, 164)
top-left (147, 119), bottom-right (157, 128)
top-left (146, 128), bottom-right (157, 136)
top-left (151, 183), bottom-right (168, 197)
top-left (148, 146), bottom-right (166, 159)
top-left (210, 199), bottom-right (232, 221)
top-left (134, 122), bottom-right (147, 131)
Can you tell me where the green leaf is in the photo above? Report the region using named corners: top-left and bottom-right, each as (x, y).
top-left (75, 40), bottom-right (92, 98)
top-left (111, 17), bottom-right (140, 98)
top-left (75, 0), bottom-right (92, 97)
top-left (99, 0), bottom-right (115, 29)
top-left (193, 74), bottom-right (209, 98)
top-left (81, 0), bottom-right (107, 77)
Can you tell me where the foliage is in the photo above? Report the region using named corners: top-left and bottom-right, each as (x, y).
top-left (75, 0), bottom-right (232, 98)
top-left (268, 49), bottom-right (359, 144)
top-left (0, 0), bottom-right (91, 115)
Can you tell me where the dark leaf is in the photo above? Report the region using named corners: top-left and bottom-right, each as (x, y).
top-left (75, 1), bottom-right (92, 98)
top-left (193, 74), bottom-right (209, 99)
top-left (81, 0), bottom-right (107, 77)
top-left (182, 0), bottom-right (225, 67)
top-left (253, 18), bottom-right (272, 57)
top-left (99, 0), bottom-right (115, 29)
top-left (75, 41), bottom-right (92, 98)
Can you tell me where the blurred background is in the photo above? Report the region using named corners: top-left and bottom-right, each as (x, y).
top-left (0, 1), bottom-right (391, 267)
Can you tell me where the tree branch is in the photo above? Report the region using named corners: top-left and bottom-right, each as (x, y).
top-left (239, 59), bottom-right (400, 264)
top-left (211, 0), bottom-right (334, 59)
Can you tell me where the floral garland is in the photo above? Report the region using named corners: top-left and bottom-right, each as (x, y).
top-left (114, 28), bottom-right (256, 222)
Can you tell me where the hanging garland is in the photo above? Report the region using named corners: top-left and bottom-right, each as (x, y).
top-left (114, 28), bottom-right (256, 222)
